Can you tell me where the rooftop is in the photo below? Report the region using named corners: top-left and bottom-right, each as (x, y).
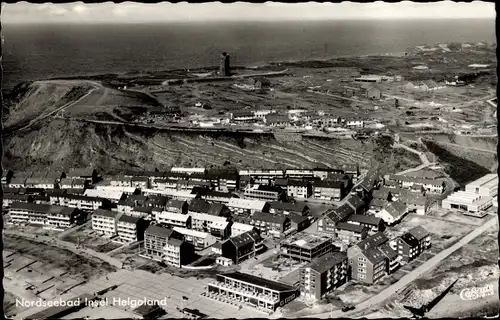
top-left (227, 198), bottom-right (268, 210)
top-left (282, 232), bottom-right (330, 250)
top-left (384, 200), bottom-right (408, 218)
top-left (347, 214), bottom-right (382, 226)
top-left (118, 214), bottom-right (142, 224)
top-left (269, 201), bottom-right (308, 213)
top-left (145, 224), bottom-right (174, 238)
top-left (355, 232), bottom-right (388, 251)
top-left (173, 226), bottom-right (210, 239)
top-left (408, 225), bottom-right (430, 241)
top-left (336, 222), bottom-right (367, 233)
top-left (93, 209), bottom-right (118, 218)
top-left (220, 272), bottom-right (297, 292)
top-left (306, 252), bottom-right (347, 273)
top-left (400, 233), bottom-right (420, 247)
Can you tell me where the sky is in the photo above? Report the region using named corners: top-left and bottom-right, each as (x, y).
top-left (1, 1), bottom-right (496, 24)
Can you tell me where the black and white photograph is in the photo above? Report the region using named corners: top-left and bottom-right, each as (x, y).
top-left (0, 1), bottom-right (498, 319)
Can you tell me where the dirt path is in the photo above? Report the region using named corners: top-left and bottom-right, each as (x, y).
top-left (301, 216), bottom-right (498, 319)
top-left (393, 141), bottom-right (433, 175)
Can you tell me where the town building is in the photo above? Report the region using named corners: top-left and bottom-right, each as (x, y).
top-left (335, 222), bottom-right (368, 245)
top-left (220, 229), bottom-right (263, 264)
top-left (286, 180), bottom-right (311, 199)
top-left (170, 167), bottom-right (206, 175)
top-left (269, 201), bottom-right (309, 216)
top-left (230, 222), bottom-right (256, 237)
top-left (204, 272), bottom-right (299, 312)
top-left (347, 214), bottom-right (384, 233)
top-left (66, 168), bottom-right (97, 183)
top-left (394, 226), bottom-right (431, 264)
top-left (2, 194), bottom-right (32, 208)
top-left (116, 200), bottom-right (135, 214)
top-left (173, 227), bottom-right (217, 250)
top-left (266, 114), bottom-right (291, 127)
top-left (129, 206), bottom-right (153, 218)
top-left (197, 190), bottom-right (234, 204)
top-left (372, 188), bottom-right (393, 201)
top-left (231, 111), bottom-right (256, 122)
top-left (227, 198), bottom-right (270, 215)
top-left (116, 215), bottom-right (149, 243)
top-left (92, 209), bottom-right (119, 237)
top-left (388, 175), bottom-right (446, 194)
top-left (280, 233), bottom-right (334, 262)
top-left (110, 176), bottom-right (133, 187)
top-left (84, 189), bottom-right (125, 203)
top-left (250, 211), bottom-right (291, 238)
top-left (289, 213), bottom-right (310, 233)
top-left (94, 185), bottom-right (139, 196)
top-left (368, 199), bottom-right (389, 214)
top-left (143, 225), bottom-right (183, 260)
top-left (244, 184), bottom-right (285, 202)
top-left (155, 211), bottom-right (191, 229)
top-left (376, 200), bottom-right (408, 225)
top-left (312, 180), bottom-right (344, 201)
top-left (238, 169), bottom-right (284, 185)
top-left (25, 177), bottom-right (56, 189)
top-left (165, 199), bottom-right (189, 214)
top-left (49, 194), bottom-right (107, 211)
top-left (299, 252), bottom-right (348, 300)
top-left (317, 204), bottom-right (355, 234)
top-left (8, 203), bottom-right (81, 230)
top-left (190, 212), bottom-right (230, 239)
top-left (131, 176), bottom-right (150, 189)
top-left (206, 168), bottom-right (240, 192)
top-left (347, 194), bottom-right (366, 214)
top-left (188, 198), bottom-right (211, 215)
top-left (396, 192), bottom-right (427, 215)
top-left (285, 169), bottom-right (314, 179)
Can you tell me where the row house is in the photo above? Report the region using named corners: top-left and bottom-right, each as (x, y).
top-left (50, 194), bottom-right (108, 211)
top-left (2, 194), bottom-right (32, 208)
top-left (152, 178), bottom-right (178, 190)
top-left (131, 176), bottom-right (150, 189)
top-left (92, 209), bottom-right (119, 237)
top-left (205, 272), bottom-right (299, 312)
top-left (116, 214), bottom-right (149, 243)
top-left (94, 185), bottom-right (139, 196)
top-left (190, 212), bottom-right (230, 240)
top-left (110, 176), bottom-right (133, 187)
top-left (165, 199), bottom-right (189, 214)
top-left (84, 189), bottom-right (125, 203)
top-left (347, 232), bottom-right (399, 284)
top-left (155, 211), bottom-right (191, 229)
top-left (9, 202), bottom-right (81, 230)
top-left (59, 178), bottom-right (87, 190)
top-left (170, 167), bottom-right (206, 176)
top-left (312, 180), bottom-right (344, 201)
top-left (269, 201), bottom-right (309, 216)
top-left (367, 199), bottom-right (389, 215)
top-left (244, 184), bottom-right (285, 202)
top-left (388, 175), bottom-right (446, 194)
top-left (265, 114), bottom-right (291, 127)
top-left (286, 180), bottom-right (311, 199)
top-left (376, 200), bottom-right (408, 226)
top-left (335, 222), bottom-right (368, 245)
top-left (300, 252), bottom-right (348, 301)
top-left (25, 177), bottom-right (56, 189)
top-left (285, 169), bottom-right (314, 179)
top-left (227, 198), bottom-right (270, 215)
top-left (142, 224), bottom-right (194, 267)
top-left (238, 169), bottom-right (285, 185)
top-left (347, 194), bottom-right (366, 214)
top-left (250, 211), bottom-right (291, 238)
top-left (66, 168), bottom-right (98, 184)
top-left (129, 206), bottom-right (153, 218)
top-left (220, 229), bottom-right (263, 264)
top-left (347, 214), bottom-right (384, 234)
top-left (393, 226), bottom-right (431, 264)
top-left (206, 168), bottom-right (240, 192)
top-left (173, 226), bottom-right (217, 251)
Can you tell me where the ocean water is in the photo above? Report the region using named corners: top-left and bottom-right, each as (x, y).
top-left (2, 19), bottom-right (495, 90)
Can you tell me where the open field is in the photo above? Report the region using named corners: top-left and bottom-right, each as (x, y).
top-left (61, 228), bottom-right (122, 253)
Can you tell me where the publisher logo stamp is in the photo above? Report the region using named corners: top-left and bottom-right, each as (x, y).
top-left (460, 284), bottom-right (495, 300)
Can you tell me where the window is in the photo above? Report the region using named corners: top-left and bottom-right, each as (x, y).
top-left (358, 263), bottom-right (366, 267)
top-left (358, 274), bottom-right (366, 279)
top-left (357, 268), bottom-right (365, 273)
top-left (358, 257), bottom-right (366, 262)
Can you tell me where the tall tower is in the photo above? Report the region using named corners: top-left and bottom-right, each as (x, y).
top-left (220, 52), bottom-right (231, 77)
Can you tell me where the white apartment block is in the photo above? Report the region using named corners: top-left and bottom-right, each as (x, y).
top-left (92, 209), bottom-right (119, 237)
top-left (116, 215), bottom-right (141, 243)
top-left (442, 191), bottom-right (491, 217)
top-left (231, 222), bottom-right (255, 237)
top-left (155, 211), bottom-right (191, 228)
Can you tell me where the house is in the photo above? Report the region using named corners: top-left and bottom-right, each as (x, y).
top-left (60, 178), bottom-right (87, 190)
top-left (349, 246), bottom-right (387, 285)
top-left (94, 185), bottom-right (139, 196)
top-left (366, 85), bottom-right (382, 100)
top-left (190, 212), bottom-right (230, 239)
top-left (92, 209), bottom-right (119, 237)
top-left (274, 178), bottom-right (288, 188)
top-left (312, 180), bottom-right (344, 201)
top-left (408, 225), bottom-right (431, 250)
top-left (250, 211), bottom-right (291, 238)
top-left (345, 119), bottom-right (364, 128)
top-left (170, 167), bottom-right (206, 175)
top-left (397, 192), bottom-right (427, 215)
top-left (116, 200), bottom-right (135, 214)
top-left (244, 184), bottom-right (285, 201)
top-left (376, 200), bottom-right (408, 225)
top-left (317, 204), bottom-right (355, 234)
top-left (205, 272), bottom-right (299, 311)
top-left (110, 176), bottom-right (133, 187)
top-left (269, 201), bottom-right (309, 216)
top-left (116, 215), bottom-right (149, 243)
top-left (372, 188), bottom-right (393, 201)
top-left (396, 233), bottom-right (421, 264)
top-left (173, 227), bottom-right (217, 250)
top-left (227, 198), bottom-right (270, 215)
top-left (153, 178), bottom-right (178, 190)
top-left (25, 177), bottom-right (56, 189)
top-left (286, 180), bottom-right (311, 199)
top-left (188, 199), bottom-right (211, 214)
top-left (49, 194), bottom-right (108, 211)
top-left (300, 252), bottom-right (348, 300)
top-left (220, 229), bottom-right (263, 264)
top-left (389, 175), bottom-right (446, 194)
top-left (155, 211), bottom-right (191, 229)
top-left (130, 206), bottom-right (153, 218)
top-left (198, 190), bottom-right (234, 204)
top-left (335, 222), bottom-right (368, 245)
top-left (66, 168), bottom-right (97, 183)
top-left (206, 168), bottom-right (240, 192)
top-left (266, 114), bottom-right (291, 127)
top-left (239, 169), bottom-right (284, 185)
top-left (347, 194), bottom-right (366, 214)
top-left (2, 194), bottom-right (32, 208)
top-left (289, 213), bottom-right (310, 233)
top-left (208, 203), bottom-right (231, 217)
top-left (230, 222), bottom-right (256, 237)
top-left (131, 176), bottom-right (150, 189)
top-left (231, 111), bottom-right (255, 122)
top-left (9, 178), bottom-right (27, 188)
top-left (280, 232), bottom-right (334, 262)
top-left (144, 195), bottom-right (168, 209)
top-left (347, 214), bottom-right (385, 233)
top-left (378, 243), bottom-right (400, 275)
top-left (165, 199), bottom-right (189, 214)
top-left (368, 199), bottom-right (389, 214)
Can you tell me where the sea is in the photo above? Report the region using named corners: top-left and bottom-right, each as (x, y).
top-left (1, 19), bottom-right (496, 91)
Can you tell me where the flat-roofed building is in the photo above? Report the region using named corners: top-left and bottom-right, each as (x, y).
top-left (190, 212), bottom-right (230, 239)
top-left (286, 180), bottom-right (311, 199)
top-left (49, 194), bottom-right (107, 211)
top-left (173, 226), bottom-right (217, 250)
top-left (84, 189), bottom-right (125, 203)
top-left (230, 222), bottom-right (255, 237)
top-left (143, 225), bottom-right (183, 260)
top-left (465, 174), bottom-right (498, 198)
top-left (238, 169), bottom-right (284, 185)
top-left (155, 211), bottom-right (191, 228)
top-left (116, 215), bottom-right (149, 243)
top-left (280, 233), bottom-right (334, 262)
top-left (312, 180), bottom-right (344, 201)
top-left (227, 198), bottom-right (270, 215)
top-left (8, 203), bottom-right (81, 230)
top-left (335, 222), bottom-right (368, 245)
top-left (92, 209), bottom-right (119, 237)
top-left (244, 184), bottom-right (285, 202)
top-left (110, 176), bottom-right (133, 187)
top-left (442, 191), bottom-right (491, 217)
top-left (204, 272), bottom-right (299, 312)
top-left (300, 252), bottom-right (348, 300)
top-left (171, 167), bottom-right (206, 175)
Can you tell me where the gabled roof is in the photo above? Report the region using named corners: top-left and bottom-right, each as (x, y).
top-left (132, 206), bottom-right (153, 213)
top-left (67, 168), bottom-right (94, 177)
top-left (93, 209), bottom-right (118, 218)
top-left (348, 214), bottom-right (382, 226)
top-left (274, 178), bottom-right (289, 186)
top-left (336, 222), bottom-right (367, 234)
top-left (118, 214), bottom-right (141, 224)
top-left (369, 199), bottom-right (389, 208)
top-left (269, 201), bottom-right (308, 213)
top-left (189, 199), bottom-right (211, 213)
top-left (208, 203), bottom-right (226, 216)
top-left (306, 252), bottom-right (347, 273)
top-left (314, 180), bottom-right (343, 189)
top-left (399, 233), bottom-right (420, 247)
top-left (372, 189), bottom-right (391, 200)
top-left (334, 203), bottom-right (355, 220)
top-left (355, 232), bottom-right (388, 251)
top-left (289, 213), bottom-right (309, 224)
top-left (383, 200), bottom-right (407, 218)
top-left (252, 211), bottom-right (287, 224)
top-left (378, 243), bottom-right (398, 260)
top-left (347, 195), bottom-right (365, 211)
top-left (408, 225), bottom-right (430, 241)
top-left (166, 199), bottom-right (187, 210)
top-left (230, 232), bottom-right (255, 249)
top-left (363, 246), bottom-right (387, 264)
